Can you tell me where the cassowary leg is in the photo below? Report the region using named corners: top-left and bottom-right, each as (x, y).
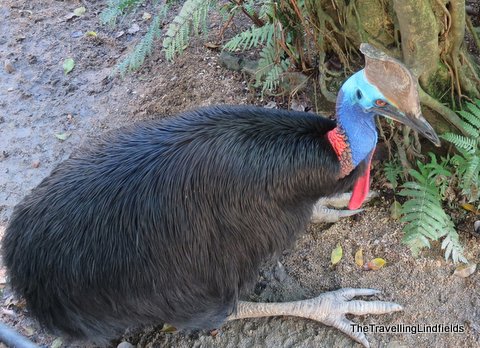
top-left (311, 191), bottom-right (379, 223)
top-left (228, 288), bottom-right (402, 348)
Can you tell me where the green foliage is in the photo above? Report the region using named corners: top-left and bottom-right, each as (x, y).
top-left (223, 23), bottom-right (275, 52)
top-left (398, 155), bottom-right (466, 263)
top-left (162, 0), bottom-right (212, 61)
top-left (117, 9), bottom-right (167, 75)
top-left (254, 41), bottom-right (290, 93)
top-left (442, 100), bottom-right (480, 204)
top-left (396, 100), bottom-right (480, 263)
top-left (100, 0), bottom-right (313, 93)
top-left (384, 159), bottom-right (404, 191)
top-left (100, 0), bottom-right (147, 26)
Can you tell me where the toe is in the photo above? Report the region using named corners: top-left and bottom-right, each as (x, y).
top-left (345, 300), bottom-right (403, 315)
top-left (328, 317), bottom-right (370, 348)
top-left (337, 288), bottom-right (381, 300)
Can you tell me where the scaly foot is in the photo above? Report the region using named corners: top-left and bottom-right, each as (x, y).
top-left (229, 287), bottom-right (402, 348)
top-left (311, 191), bottom-right (379, 223)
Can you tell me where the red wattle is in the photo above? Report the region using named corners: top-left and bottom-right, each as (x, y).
top-left (348, 156), bottom-right (372, 210)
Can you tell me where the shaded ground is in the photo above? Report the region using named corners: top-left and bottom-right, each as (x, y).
top-left (0, 1), bottom-right (479, 348)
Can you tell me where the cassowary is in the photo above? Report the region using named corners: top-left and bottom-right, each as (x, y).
top-left (1, 44), bottom-right (440, 347)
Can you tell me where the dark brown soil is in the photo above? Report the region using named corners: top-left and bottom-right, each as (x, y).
top-left (1, 1), bottom-right (479, 348)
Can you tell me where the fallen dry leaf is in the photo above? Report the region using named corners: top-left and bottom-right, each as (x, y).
top-left (160, 323), bottom-right (177, 333)
top-left (204, 42), bottom-right (221, 49)
top-left (364, 258), bottom-right (386, 271)
top-left (453, 263), bottom-right (477, 278)
top-left (73, 7), bottom-right (86, 17)
top-left (331, 243), bottom-right (343, 265)
top-left (142, 12), bottom-right (152, 20)
top-left (390, 200), bottom-right (402, 220)
top-left (51, 338), bottom-right (63, 348)
top-left (55, 132), bottom-right (71, 141)
top-left (63, 58), bottom-right (75, 74)
top-left (355, 248), bottom-right (364, 267)
top-left (461, 203), bottom-right (480, 215)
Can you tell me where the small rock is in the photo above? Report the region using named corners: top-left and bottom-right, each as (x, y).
top-left (23, 326), bottom-right (35, 336)
top-left (71, 31), bottom-right (83, 38)
top-left (274, 261), bottom-right (287, 282)
top-left (290, 100), bottom-right (306, 112)
top-left (127, 23), bottom-right (140, 34)
top-left (264, 101), bottom-right (277, 109)
top-left (218, 52), bottom-right (242, 72)
top-left (209, 329), bottom-right (219, 337)
top-left (32, 160), bottom-right (40, 168)
top-left (4, 59), bottom-right (15, 73)
top-left (0, 151), bottom-right (9, 161)
top-left (474, 221), bottom-right (480, 236)
top-left (27, 55), bottom-right (37, 64)
top-left (117, 342), bottom-right (134, 348)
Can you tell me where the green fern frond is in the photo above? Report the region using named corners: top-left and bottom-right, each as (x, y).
top-left (100, 0), bottom-right (147, 26)
top-left (259, 1), bottom-right (276, 19)
top-left (384, 160), bottom-right (403, 190)
top-left (117, 8), bottom-right (167, 75)
top-left (162, 0), bottom-right (212, 61)
top-left (253, 41), bottom-right (290, 93)
top-left (464, 102), bottom-right (480, 126)
top-left (223, 23), bottom-right (275, 52)
top-left (441, 100), bottom-right (480, 203)
top-left (398, 161), bottom-right (466, 263)
top-left (441, 133), bottom-right (477, 155)
top-left (442, 229), bottom-right (467, 264)
top-left (243, 0), bottom-right (257, 17)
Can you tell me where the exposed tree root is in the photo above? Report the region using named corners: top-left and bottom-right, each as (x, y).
top-left (419, 87), bottom-right (467, 135)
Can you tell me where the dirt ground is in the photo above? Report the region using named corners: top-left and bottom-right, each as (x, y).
top-left (1, 1), bottom-right (479, 348)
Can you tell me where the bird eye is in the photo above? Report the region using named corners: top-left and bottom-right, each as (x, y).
top-left (356, 90), bottom-right (362, 99)
top-left (375, 99), bottom-right (387, 107)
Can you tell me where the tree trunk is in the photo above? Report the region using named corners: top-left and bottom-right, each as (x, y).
top-left (294, 0), bottom-right (480, 134)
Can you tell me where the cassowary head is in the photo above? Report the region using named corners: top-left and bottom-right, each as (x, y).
top-left (361, 43), bottom-right (440, 146)
top-left (334, 44), bottom-right (441, 209)
top-left (338, 44), bottom-right (441, 148)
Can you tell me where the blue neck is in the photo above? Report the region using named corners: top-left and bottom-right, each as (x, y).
top-left (336, 90), bottom-right (378, 167)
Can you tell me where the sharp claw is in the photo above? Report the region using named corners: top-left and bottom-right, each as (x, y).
top-left (330, 318), bottom-right (370, 348)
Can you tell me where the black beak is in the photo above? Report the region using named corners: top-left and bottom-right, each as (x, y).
top-left (372, 104), bottom-right (441, 147)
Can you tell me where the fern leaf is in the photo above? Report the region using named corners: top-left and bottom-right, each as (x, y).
top-left (101, 0), bottom-right (147, 26)
top-left (464, 103), bottom-right (480, 128)
top-left (442, 133), bottom-right (477, 155)
top-left (384, 160), bottom-right (403, 190)
top-left (399, 162), bottom-right (466, 263)
top-left (441, 231), bottom-right (467, 264)
top-left (162, 0), bottom-right (212, 61)
top-left (116, 8), bottom-right (167, 75)
top-left (224, 24), bottom-right (274, 52)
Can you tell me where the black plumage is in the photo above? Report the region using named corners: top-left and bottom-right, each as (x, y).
top-left (2, 106), bottom-right (365, 343)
